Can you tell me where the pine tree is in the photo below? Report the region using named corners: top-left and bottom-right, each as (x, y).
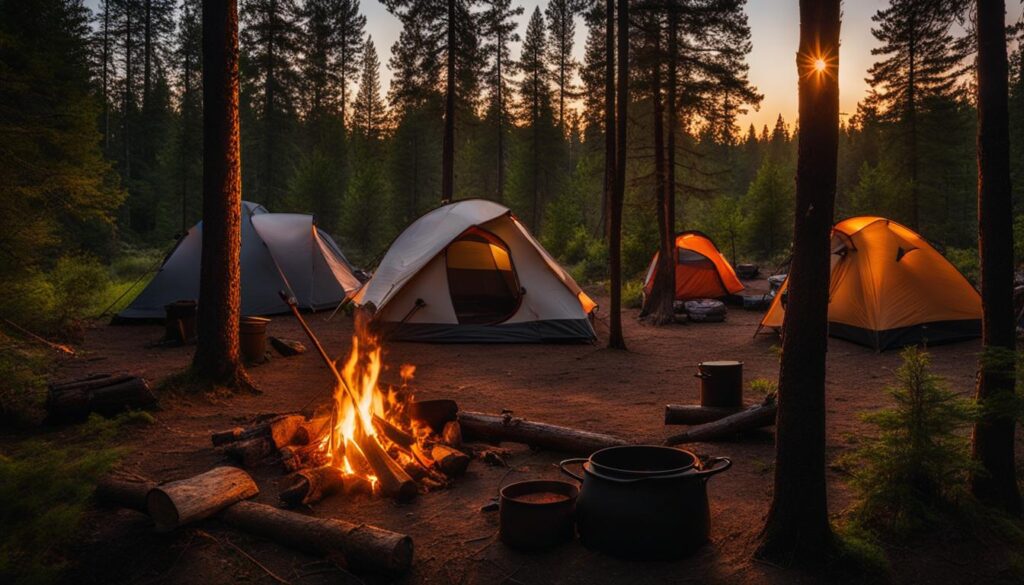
top-left (865, 0), bottom-right (969, 229)
top-left (0, 0), bottom-right (123, 293)
top-left (352, 36), bottom-right (387, 142)
top-left (479, 0), bottom-right (522, 203)
top-left (174, 0), bottom-right (202, 232)
top-left (545, 0), bottom-right (583, 132)
top-left (193, 0), bottom-right (252, 391)
top-left (383, 0), bottom-right (481, 204)
top-left (334, 0), bottom-right (367, 129)
top-left (971, 0), bottom-right (1021, 517)
top-left (514, 8), bottom-right (557, 230)
top-left (241, 0), bottom-right (302, 209)
top-left (757, 0), bottom-right (841, 563)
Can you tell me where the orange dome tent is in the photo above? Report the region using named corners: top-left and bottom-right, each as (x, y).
top-left (757, 217), bottom-right (982, 350)
top-left (643, 231), bottom-right (744, 301)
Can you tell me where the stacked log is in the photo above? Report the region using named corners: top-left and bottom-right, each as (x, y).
top-left (46, 374), bottom-right (157, 423)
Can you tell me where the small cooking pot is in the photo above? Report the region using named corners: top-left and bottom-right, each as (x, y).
top-left (695, 360), bottom-right (744, 408)
top-left (499, 480), bottom-right (579, 551)
top-left (560, 445), bottom-right (731, 560)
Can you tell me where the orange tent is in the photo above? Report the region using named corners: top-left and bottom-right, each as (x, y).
top-left (758, 217), bottom-right (982, 350)
top-left (643, 231), bottom-right (744, 301)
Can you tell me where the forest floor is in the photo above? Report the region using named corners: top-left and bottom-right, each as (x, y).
top-left (26, 279), bottom-right (1024, 585)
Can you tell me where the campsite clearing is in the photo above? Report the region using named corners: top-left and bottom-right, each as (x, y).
top-left (41, 289), bottom-right (1017, 585)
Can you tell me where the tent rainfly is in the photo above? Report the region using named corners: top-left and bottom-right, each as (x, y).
top-left (117, 202), bottom-right (363, 320)
top-left (354, 199), bottom-right (598, 343)
top-left (757, 216), bottom-right (982, 350)
top-left (642, 231), bottom-right (745, 301)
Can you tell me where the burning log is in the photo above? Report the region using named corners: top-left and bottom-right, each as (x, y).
top-left (374, 415), bottom-right (415, 448)
top-left (458, 411), bottom-right (628, 455)
top-left (95, 476), bottom-right (155, 512)
top-left (442, 421), bottom-right (462, 447)
top-left (293, 415), bottom-right (331, 445)
top-left (211, 414), bottom-right (306, 449)
top-left (146, 467), bottom-right (259, 532)
top-left (279, 443), bottom-right (329, 473)
top-left (279, 466), bottom-right (346, 507)
top-left (220, 501), bottom-right (413, 576)
top-left (664, 395), bottom-right (778, 446)
top-left (430, 444), bottom-right (470, 477)
top-left (46, 375), bottom-right (157, 423)
top-left (355, 432), bottom-right (418, 501)
top-left (664, 404), bottom-right (746, 425)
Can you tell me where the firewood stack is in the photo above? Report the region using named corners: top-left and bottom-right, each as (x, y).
top-left (211, 402), bottom-right (476, 506)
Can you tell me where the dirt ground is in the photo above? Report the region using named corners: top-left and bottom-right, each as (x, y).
top-left (37, 281), bottom-right (1024, 585)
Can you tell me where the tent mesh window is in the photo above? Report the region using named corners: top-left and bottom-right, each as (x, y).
top-left (445, 228), bottom-right (522, 325)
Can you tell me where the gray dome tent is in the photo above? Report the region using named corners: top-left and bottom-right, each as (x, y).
top-left (117, 202), bottom-right (362, 320)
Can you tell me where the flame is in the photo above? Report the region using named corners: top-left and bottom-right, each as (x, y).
top-left (324, 322), bottom-right (420, 491)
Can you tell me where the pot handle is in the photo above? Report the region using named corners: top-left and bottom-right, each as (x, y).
top-left (558, 458), bottom-right (587, 483)
top-left (693, 456), bottom-right (732, 480)
top-left (694, 371), bottom-right (711, 379)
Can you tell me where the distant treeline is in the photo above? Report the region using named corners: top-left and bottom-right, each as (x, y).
top-left (2, 0), bottom-right (1023, 311)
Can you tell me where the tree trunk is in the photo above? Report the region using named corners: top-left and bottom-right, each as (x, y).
top-left (193, 0), bottom-right (249, 389)
top-left (641, 16), bottom-right (674, 325)
top-left (442, 0), bottom-right (456, 204)
top-left (496, 30), bottom-right (505, 203)
top-left (756, 0), bottom-right (839, 563)
top-left (607, 0), bottom-right (627, 350)
top-left (123, 2), bottom-right (133, 180)
top-left (600, 0), bottom-right (614, 240)
top-left (102, 0), bottom-right (110, 153)
top-left (970, 0), bottom-right (1022, 517)
top-left (143, 0), bottom-right (152, 112)
top-left (665, 3), bottom-right (677, 258)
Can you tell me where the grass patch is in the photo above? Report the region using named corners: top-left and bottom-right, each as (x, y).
top-left (0, 334), bottom-right (51, 426)
top-left (0, 412), bottom-right (150, 585)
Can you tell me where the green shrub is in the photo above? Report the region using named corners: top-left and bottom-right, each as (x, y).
top-left (51, 256), bottom-right (111, 323)
top-left (945, 247), bottom-right (979, 285)
top-left (622, 280), bottom-right (645, 309)
top-left (843, 347), bottom-right (978, 536)
top-left (0, 413), bottom-right (143, 585)
top-left (570, 237), bottom-right (608, 285)
top-left (748, 377), bottom-right (779, 398)
top-left (0, 334), bottom-right (49, 425)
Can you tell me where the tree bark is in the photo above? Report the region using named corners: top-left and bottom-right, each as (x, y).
top-left (607, 0), bottom-right (628, 350)
top-left (146, 466), bottom-right (259, 532)
top-left (756, 0), bottom-right (840, 563)
top-left (193, 0), bottom-right (249, 389)
top-left (601, 0), bottom-right (614, 241)
top-left (441, 0), bottom-right (456, 204)
top-left (970, 0), bottom-right (1022, 517)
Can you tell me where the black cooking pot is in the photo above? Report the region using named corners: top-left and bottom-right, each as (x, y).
top-left (559, 445), bottom-right (731, 560)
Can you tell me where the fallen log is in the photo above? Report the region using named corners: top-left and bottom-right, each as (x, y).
top-left (46, 376), bottom-right (157, 422)
top-left (458, 411), bottom-right (628, 455)
top-left (431, 444), bottom-right (469, 477)
top-left (146, 466), bottom-right (259, 532)
top-left (355, 432), bottom-right (417, 501)
top-left (49, 374), bottom-right (132, 393)
top-left (664, 396), bottom-right (777, 446)
top-left (95, 477), bottom-right (155, 512)
top-left (211, 414), bottom-right (306, 448)
top-left (222, 437), bottom-right (274, 467)
top-left (220, 500), bottom-right (413, 577)
top-left (664, 404), bottom-right (746, 425)
top-left (279, 466), bottom-right (346, 507)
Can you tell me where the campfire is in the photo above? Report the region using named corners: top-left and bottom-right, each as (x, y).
top-left (312, 324), bottom-right (465, 501)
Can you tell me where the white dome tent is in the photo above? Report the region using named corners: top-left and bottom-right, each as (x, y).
top-left (354, 199), bottom-right (597, 343)
top-left (117, 202), bottom-right (363, 320)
